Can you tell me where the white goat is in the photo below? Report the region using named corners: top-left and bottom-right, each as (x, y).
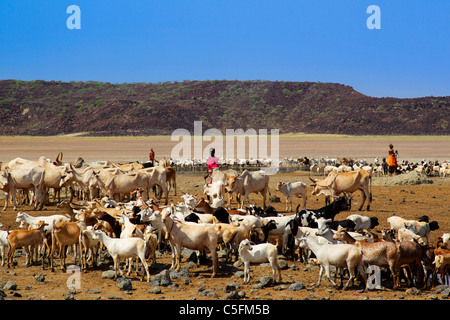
top-left (92, 230), bottom-right (150, 281)
top-left (211, 195), bottom-right (224, 208)
top-left (119, 212), bottom-right (145, 273)
top-left (230, 214), bottom-right (263, 229)
top-left (181, 193), bottom-right (197, 209)
top-left (276, 181), bottom-right (307, 211)
top-left (387, 216), bottom-right (409, 230)
top-left (238, 239), bottom-right (281, 284)
top-left (0, 229), bottom-right (9, 266)
top-left (388, 215), bottom-right (440, 245)
top-left (16, 211), bottom-right (69, 233)
top-left (203, 180), bottom-right (225, 200)
top-left (346, 214), bottom-right (379, 232)
top-left (404, 220), bottom-right (439, 245)
top-left (298, 235), bottom-right (366, 290)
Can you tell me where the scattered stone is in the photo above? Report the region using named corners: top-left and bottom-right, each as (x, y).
top-left (35, 274), bottom-right (46, 283)
top-left (277, 259), bottom-right (289, 270)
top-left (151, 270), bottom-right (172, 287)
top-left (289, 282), bottom-right (306, 291)
top-left (63, 292), bottom-right (76, 300)
top-left (184, 261), bottom-right (197, 270)
top-left (441, 288), bottom-right (450, 297)
top-left (117, 277), bottom-right (132, 291)
top-left (405, 287), bottom-right (420, 295)
top-left (148, 286), bottom-right (162, 294)
top-left (224, 281), bottom-right (239, 293)
top-left (170, 268), bottom-right (189, 279)
top-left (3, 281), bottom-right (17, 291)
top-left (258, 276), bottom-right (273, 288)
top-left (197, 286), bottom-right (206, 292)
top-left (107, 296), bottom-right (122, 300)
top-left (234, 271), bottom-right (244, 278)
top-left (224, 291), bottom-right (240, 300)
top-left (87, 289), bottom-right (101, 294)
top-left (207, 292), bottom-right (219, 299)
top-left (433, 285), bottom-right (449, 294)
top-left (274, 285), bottom-right (287, 291)
top-left (102, 270), bottom-right (116, 279)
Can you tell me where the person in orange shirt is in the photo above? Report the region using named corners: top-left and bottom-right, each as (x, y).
top-left (387, 144), bottom-right (398, 175)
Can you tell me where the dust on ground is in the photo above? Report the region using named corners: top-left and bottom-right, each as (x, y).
top-left (0, 172), bottom-right (449, 301)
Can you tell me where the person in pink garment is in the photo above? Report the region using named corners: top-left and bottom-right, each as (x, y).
top-left (207, 148), bottom-right (219, 174)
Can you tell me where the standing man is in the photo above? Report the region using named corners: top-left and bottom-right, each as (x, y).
top-left (149, 148), bottom-right (155, 166)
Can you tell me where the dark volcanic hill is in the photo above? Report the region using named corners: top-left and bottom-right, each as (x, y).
top-left (0, 79), bottom-right (449, 136)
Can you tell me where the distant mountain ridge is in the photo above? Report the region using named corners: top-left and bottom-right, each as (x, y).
top-left (0, 79), bottom-right (448, 136)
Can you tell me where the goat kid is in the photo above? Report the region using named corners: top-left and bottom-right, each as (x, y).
top-left (92, 230), bottom-right (150, 281)
top-left (238, 239), bottom-right (281, 284)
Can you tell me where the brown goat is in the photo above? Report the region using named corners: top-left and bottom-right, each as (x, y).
top-left (433, 246), bottom-right (450, 286)
top-left (333, 227), bottom-right (400, 289)
top-left (50, 211), bottom-right (87, 271)
top-left (7, 221), bottom-right (48, 268)
top-left (381, 228), bottom-right (425, 287)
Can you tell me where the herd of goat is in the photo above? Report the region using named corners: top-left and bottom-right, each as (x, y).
top-left (0, 154), bottom-right (448, 295)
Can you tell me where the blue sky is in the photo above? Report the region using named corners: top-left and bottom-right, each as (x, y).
top-left (0, 0), bottom-right (449, 98)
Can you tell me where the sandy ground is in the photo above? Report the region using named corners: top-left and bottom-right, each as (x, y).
top-left (0, 173), bottom-right (449, 301)
top-left (0, 135), bottom-right (449, 164)
top-left (0, 136), bottom-right (449, 302)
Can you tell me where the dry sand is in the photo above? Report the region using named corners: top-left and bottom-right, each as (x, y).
top-left (0, 135), bottom-right (449, 164)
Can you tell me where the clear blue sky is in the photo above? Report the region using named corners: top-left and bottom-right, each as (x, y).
top-left (1, 0), bottom-right (449, 98)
